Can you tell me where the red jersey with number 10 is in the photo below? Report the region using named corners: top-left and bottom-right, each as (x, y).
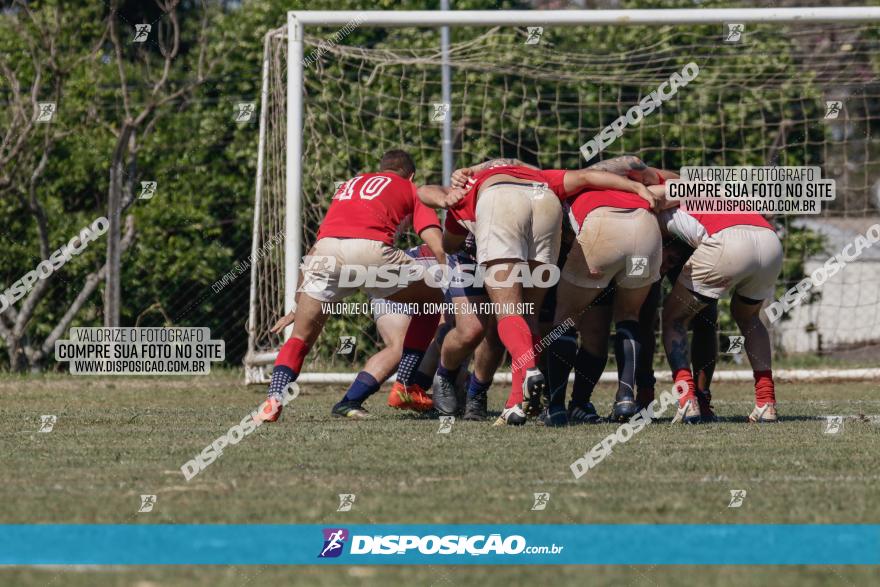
top-left (316, 172), bottom-right (441, 245)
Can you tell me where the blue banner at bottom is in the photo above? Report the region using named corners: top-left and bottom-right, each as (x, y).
top-left (1, 524), bottom-right (877, 565)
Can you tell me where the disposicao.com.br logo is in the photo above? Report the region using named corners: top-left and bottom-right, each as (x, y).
top-left (318, 528), bottom-right (349, 558)
top-left (318, 528), bottom-right (563, 558)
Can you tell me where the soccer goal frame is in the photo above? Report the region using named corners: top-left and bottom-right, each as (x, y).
top-left (245, 7), bottom-right (880, 384)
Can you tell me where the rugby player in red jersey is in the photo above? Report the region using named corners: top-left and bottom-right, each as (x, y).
top-left (659, 204), bottom-right (783, 423)
top-left (442, 159), bottom-right (659, 425)
top-left (256, 150), bottom-right (461, 422)
top-left (540, 175), bottom-right (664, 424)
top-left (540, 158), bottom-right (718, 425)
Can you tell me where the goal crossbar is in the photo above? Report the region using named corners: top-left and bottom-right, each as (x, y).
top-left (281, 6), bottom-right (880, 314)
top-left (288, 8), bottom-right (880, 27)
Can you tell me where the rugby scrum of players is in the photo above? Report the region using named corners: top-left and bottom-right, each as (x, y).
top-left (256, 149), bottom-right (782, 427)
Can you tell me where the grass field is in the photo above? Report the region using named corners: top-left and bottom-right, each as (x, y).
top-left (1, 372), bottom-right (878, 585)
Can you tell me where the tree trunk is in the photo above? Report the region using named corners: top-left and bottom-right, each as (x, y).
top-left (104, 128), bottom-right (130, 327)
top-left (6, 340), bottom-right (26, 373)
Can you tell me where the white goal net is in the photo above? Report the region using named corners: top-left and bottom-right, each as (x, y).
top-left (245, 10), bottom-right (880, 383)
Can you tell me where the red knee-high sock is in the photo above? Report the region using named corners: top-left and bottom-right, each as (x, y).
top-left (276, 337), bottom-right (310, 373)
top-left (396, 312), bottom-right (441, 387)
top-left (754, 370), bottom-right (775, 407)
top-left (402, 312), bottom-right (440, 351)
top-left (673, 368), bottom-right (696, 404)
top-left (507, 365), bottom-right (526, 409)
top-left (268, 337), bottom-right (310, 397)
top-left (498, 316), bottom-right (536, 408)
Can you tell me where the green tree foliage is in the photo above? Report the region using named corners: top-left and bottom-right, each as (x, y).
top-left (0, 0), bottom-right (863, 370)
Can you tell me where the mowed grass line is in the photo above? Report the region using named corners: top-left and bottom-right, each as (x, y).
top-left (1, 374), bottom-right (878, 524)
top-left (0, 373), bottom-right (878, 586)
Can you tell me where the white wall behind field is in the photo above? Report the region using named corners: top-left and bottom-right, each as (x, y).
top-left (774, 259), bottom-right (880, 354)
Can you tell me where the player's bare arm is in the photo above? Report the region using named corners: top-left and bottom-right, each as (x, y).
top-left (419, 226), bottom-right (446, 265)
top-left (658, 187), bottom-right (680, 210)
top-left (587, 155), bottom-right (647, 175)
top-left (588, 156), bottom-right (668, 185)
top-left (650, 168), bottom-right (683, 209)
top-left (628, 167), bottom-right (679, 186)
top-left (417, 184), bottom-right (465, 209)
top-left (655, 168), bottom-right (680, 180)
top-left (563, 168), bottom-right (662, 210)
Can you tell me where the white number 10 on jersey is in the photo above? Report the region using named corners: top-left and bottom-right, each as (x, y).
top-left (334, 175), bottom-right (392, 201)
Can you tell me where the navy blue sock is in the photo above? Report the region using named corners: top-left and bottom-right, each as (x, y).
top-left (545, 326), bottom-right (578, 408)
top-left (571, 348), bottom-right (607, 406)
top-left (614, 320), bottom-right (641, 398)
top-left (411, 369), bottom-right (434, 390)
top-left (467, 373), bottom-right (492, 399)
top-left (342, 371), bottom-right (380, 404)
top-left (436, 363), bottom-right (460, 382)
top-left (396, 347), bottom-right (425, 386)
top-left (268, 366), bottom-right (296, 398)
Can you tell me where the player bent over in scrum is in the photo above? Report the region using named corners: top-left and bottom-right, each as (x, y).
top-left (660, 206), bottom-right (783, 423)
top-left (548, 240), bottom-right (721, 424)
top-left (540, 155), bottom-right (660, 424)
top-left (257, 150), bottom-right (460, 422)
top-left (329, 244), bottom-right (444, 419)
top-left (569, 160), bottom-right (719, 419)
top-left (536, 221), bottom-right (621, 423)
top-left (635, 238), bottom-right (721, 421)
top-left (444, 161), bottom-right (658, 425)
top-left (402, 195), bottom-right (508, 420)
top-left (544, 183), bottom-right (663, 425)
top-left (429, 229), bottom-right (500, 417)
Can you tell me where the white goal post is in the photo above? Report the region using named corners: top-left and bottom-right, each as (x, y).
top-left (245, 7), bottom-right (880, 384)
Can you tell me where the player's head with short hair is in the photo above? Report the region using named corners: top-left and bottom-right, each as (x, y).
top-left (380, 149), bottom-right (416, 180)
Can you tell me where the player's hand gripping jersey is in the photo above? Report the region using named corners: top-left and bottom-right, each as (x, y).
top-left (444, 165), bottom-right (568, 234)
top-left (445, 165), bottom-right (569, 265)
